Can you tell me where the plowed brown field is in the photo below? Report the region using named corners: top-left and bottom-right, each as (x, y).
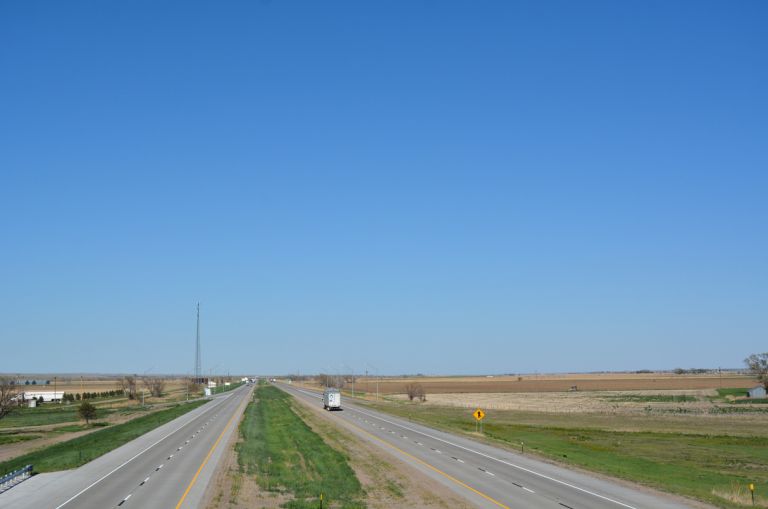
top-left (351, 373), bottom-right (757, 394)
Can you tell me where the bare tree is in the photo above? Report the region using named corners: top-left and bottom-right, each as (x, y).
top-left (745, 353), bottom-right (768, 390)
top-left (404, 382), bottom-right (426, 402)
top-left (185, 377), bottom-right (200, 395)
top-left (0, 378), bottom-right (19, 420)
top-left (143, 376), bottom-right (166, 398)
top-left (120, 375), bottom-right (138, 400)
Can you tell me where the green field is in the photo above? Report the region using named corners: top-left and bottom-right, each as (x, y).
top-left (237, 384), bottom-right (364, 509)
top-left (366, 401), bottom-right (768, 508)
top-left (0, 405), bottom-right (121, 429)
top-left (716, 388), bottom-right (750, 398)
top-left (0, 400), bottom-right (207, 475)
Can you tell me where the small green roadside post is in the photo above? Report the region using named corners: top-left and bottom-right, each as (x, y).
top-left (749, 483), bottom-right (755, 505)
top-left (319, 493), bottom-right (323, 509)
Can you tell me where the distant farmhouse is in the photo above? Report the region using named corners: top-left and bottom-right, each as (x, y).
top-left (748, 386), bottom-right (767, 399)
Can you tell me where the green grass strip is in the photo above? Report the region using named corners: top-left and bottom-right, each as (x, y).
top-left (0, 400), bottom-right (207, 475)
top-left (237, 384), bottom-right (364, 509)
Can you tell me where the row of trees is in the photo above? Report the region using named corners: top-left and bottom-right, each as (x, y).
top-left (119, 375), bottom-right (166, 399)
top-left (316, 373), bottom-right (355, 389)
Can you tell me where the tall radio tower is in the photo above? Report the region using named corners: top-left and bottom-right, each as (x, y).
top-left (195, 303), bottom-right (202, 383)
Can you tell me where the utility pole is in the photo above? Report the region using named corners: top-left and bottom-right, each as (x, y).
top-left (195, 303), bottom-right (202, 385)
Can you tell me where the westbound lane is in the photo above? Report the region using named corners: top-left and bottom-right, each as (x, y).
top-left (0, 384), bottom-right (252, 509)
top-left (278, 383), bottom-right (699, 509)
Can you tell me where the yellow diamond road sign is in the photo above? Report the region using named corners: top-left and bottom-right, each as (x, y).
top-left (473, 408), bottom-right (485, 421)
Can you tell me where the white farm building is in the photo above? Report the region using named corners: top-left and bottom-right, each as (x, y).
top-left (20, 391), bottom-right (65, 402)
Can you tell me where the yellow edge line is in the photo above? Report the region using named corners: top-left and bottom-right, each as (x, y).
top-left (174, 393), bottom-right (249, 509)
top-left (342, 414), bottom-right (510, 509)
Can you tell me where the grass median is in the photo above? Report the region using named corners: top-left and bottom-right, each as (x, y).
top-left (0, 400), bottom-right (207, 475)
top-left (237, 384), bottom-right (364, 509)
top-left (365, 400), bottom-right (768, 508)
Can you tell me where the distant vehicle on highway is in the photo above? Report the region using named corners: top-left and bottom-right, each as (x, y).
top-left (323, 388), bottom-right (341, 410)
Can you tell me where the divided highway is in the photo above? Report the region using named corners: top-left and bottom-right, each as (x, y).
top-left (0, 384), bottom-right (252, 509)
top-left (279, 383), bottom-right (698, 509)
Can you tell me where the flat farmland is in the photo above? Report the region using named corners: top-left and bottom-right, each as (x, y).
top-left (351, 373), bottom-right (758, 394)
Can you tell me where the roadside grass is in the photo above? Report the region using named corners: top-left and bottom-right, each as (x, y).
top-left (237, 384), bottom-right (365, 509)
top-left (367, 401), bottom-right (768, 509)
top-left (0, 400), bottom-right (207, 475)
top-left (211, 381), bottom-right (246, 395)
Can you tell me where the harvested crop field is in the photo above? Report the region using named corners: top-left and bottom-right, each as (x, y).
top-left (350, 373), bottom-right (757, 395)
top-left (392, 388), bottom-right (767, 416)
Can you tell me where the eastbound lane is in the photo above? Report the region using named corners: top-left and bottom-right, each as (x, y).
top-left (0, 385), bottom-right (252, 509)
top-left (279, 383), bottom-right (698, 509)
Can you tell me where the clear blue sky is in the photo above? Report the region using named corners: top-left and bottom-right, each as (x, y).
top-left (1, 1), bottom-right (766, 376)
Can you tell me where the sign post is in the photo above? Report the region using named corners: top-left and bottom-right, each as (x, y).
top-left (749, 483), bottom-right (754, 505)
top-left (473, 408), bottom-right (486, 433)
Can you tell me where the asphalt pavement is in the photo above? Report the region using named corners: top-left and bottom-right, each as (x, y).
top-left (279, 383), bottom-right (699, 509)
top-left (0, 384), bottom-right (252, 509)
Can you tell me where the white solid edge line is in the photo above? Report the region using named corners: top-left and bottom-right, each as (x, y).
top-left (288, 385), bottom-right (637, 509)
top-left (54, 389), bottom-right (240, 509)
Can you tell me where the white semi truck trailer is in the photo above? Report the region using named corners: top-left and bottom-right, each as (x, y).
top-left (323, 388), bottom-right (341, 410)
